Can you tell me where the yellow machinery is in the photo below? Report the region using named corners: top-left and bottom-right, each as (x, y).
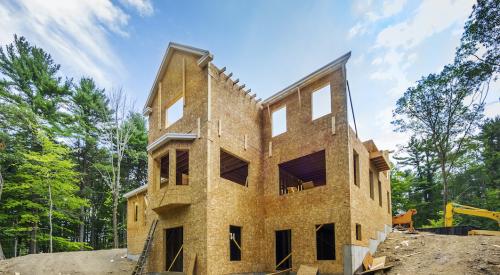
top-left (445, 202), bottom-right (500, 236)
top-left (392, 209), bottom-right (418, 232)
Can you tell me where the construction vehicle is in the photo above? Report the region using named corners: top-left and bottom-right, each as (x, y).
top-left (445, 202), bottom-right (500, 236)
top-left (392, 209), bottom-right (417, 233)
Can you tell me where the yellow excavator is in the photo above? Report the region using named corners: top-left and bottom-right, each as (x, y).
top-left (445, 202), bottom-right (500, 236)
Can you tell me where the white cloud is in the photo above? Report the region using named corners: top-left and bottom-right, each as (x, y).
top-left (348, 0), bottom-right (407, 39)
top-left (121, 0), bottom-right (153, 16)
top-left (0, 0), bottom-right (153, 89)
top-left (375, 0), bottom-right (473, 49)
top-left (370, 0), bottom-right (473, 97)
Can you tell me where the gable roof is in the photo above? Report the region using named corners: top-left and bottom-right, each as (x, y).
top-left (143, 42), bottom-right (213, 113)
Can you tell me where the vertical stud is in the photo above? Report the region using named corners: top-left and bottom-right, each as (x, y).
top-left (158, 82), bottom-right (162, 129)
top-left (182, 58), bottom-right (186, 106)
top-left (269, 141), bottom-right (272, 157)
top-left (332, 115), bottom-right (336, 135)
top-left (197, 117), bottom-right (201, 138)
top-left (297, 87), bottom-right (302, 108)
top-left (244, 134), bottom-right (248, 150)
top-left (218, 119), bottom-right (222, 137)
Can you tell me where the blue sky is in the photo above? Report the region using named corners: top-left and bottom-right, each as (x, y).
top-left (1, 0), bottom-right (498, 151)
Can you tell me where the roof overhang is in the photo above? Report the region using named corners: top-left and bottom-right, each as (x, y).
top-left (147, 132), bottom-right (198, 152)
top-left (143, 42), bottom-right (213, 114)
top-left (262, 51), bottom-right (351, 106)
top-left (123, 184), bottom-right (148, 199)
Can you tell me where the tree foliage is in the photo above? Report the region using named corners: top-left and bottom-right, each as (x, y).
top-left (392, 0), bottom-right (499, 225)
top-left (0, 35), bottom-right (147, 257)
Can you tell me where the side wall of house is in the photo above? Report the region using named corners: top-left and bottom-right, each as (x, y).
top-left (126, 191), bottom-right (149, 258)
top-left (145, 51), bottom-right (209, 275)
top-left (261, 66), bottom-right (351, 274)
top-left (205, 64), bottom-right (266, 274)
top-left (347, 128), bottom-right (392, 272)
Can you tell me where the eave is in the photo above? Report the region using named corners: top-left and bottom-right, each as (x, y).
top-left (123, 184), bottom-right (148, 199)
top-left (146, 132), bottom-right (198, 153)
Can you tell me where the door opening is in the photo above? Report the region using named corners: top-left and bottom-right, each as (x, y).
top-left (275, 229), bottom-right (292, 270)
top-left (165, 226), bottom-right (183, 272)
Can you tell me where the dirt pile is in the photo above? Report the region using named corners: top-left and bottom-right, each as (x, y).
top-left (0, 248), bottom-right (135, 275)
top-left (375, 231), bottom-right (500, 275)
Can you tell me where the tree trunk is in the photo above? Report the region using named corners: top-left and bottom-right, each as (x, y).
top-left (79, 206), bottom-right (85, 250)
top-left (14, 237), bottom-right (18, 257)
top-left (440, 159), bottom-right (448, 221)
top-left (0, 167), bottom-right (5, 260)
top-left (113, 194), bottom-right (118, 248)
top-left (48, 183), bottom-right (53, 253)
top-left (0, 240), bottom-right (4, 260)
top-left (30, 223), bottom-right (37, 254)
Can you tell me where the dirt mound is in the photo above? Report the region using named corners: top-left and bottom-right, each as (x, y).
top-left (375, 231), bottom-right (500, 275)
top-left (0, 248), bottom-right (135, 275)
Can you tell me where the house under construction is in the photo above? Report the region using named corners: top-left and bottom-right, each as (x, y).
top-left (124, 42), bottom-right (392, 275)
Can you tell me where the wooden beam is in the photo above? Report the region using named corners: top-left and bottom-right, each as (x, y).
top-left (331, 115), bottom-right (336, 135)
top-left (158, 82), bottom-right (162, 129)
top-left (218, 66), bottom-right (226, 75)
top-left (297, 87), bottom-right (302, 107)
top-left (244, 134), bottom-right (248, 150)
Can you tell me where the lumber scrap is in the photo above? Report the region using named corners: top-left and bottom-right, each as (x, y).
top-left (297, 265), bottom-right (318, 275)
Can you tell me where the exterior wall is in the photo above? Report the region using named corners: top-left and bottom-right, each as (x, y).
top-left (205, 64), bottom-right (266, 274)
top-left (126, 191), bottom-right (149, 257)
top-left (145, 50), bottom-right (210, 275)
top-left (261, 68), bottom-right (351, 274)
top-left (348, 127), bottom-right (392, 247)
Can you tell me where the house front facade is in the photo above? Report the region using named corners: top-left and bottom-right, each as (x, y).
top-left (124, 42), bottom-right (392, 275)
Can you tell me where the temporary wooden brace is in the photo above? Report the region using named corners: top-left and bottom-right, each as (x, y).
top-left (331, 116), bottom-right (336, 135)
top-left (187, 253), bottom-right (197, 275)
top-left (267, 268), bottom-right (292, 275)
top-left (315, 224), bottom-right (324, 232)
top-left (244, 134), bottom-right (248, 150)
top-left (197, 117), bottom-right (201, 138)
top-left (218, 120), bottom-right (222, 137)
top-left (231, 237), bottom-right (241, 251)
top-left (276, 252), bottom-right (292, 270)
top-left (167, 244), bottom-right (184, 272)
top-left (269, 141), bottom-right (272, 157)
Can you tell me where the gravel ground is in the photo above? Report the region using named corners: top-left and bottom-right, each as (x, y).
top-left (0, 248), bottom-right (135, 275)
top-left (374, 231), bottom-right (500, 275)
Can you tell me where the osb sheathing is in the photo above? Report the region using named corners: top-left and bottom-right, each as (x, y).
top-left (128, 48), bottom-right (392, 275)
top-left (205, 64), bottom-right (265, 274)
top-left (261, 68), bottom-right (351, 274)
top-left (348, 128), bottom-right (392, 246)
top-left (144, 50), bottom-right (210, 274)
top-left (126, 191), bottom-right (149, 255)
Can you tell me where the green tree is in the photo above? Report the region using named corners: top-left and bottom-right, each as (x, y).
top-left (1, 131), bottom-right (88, 253)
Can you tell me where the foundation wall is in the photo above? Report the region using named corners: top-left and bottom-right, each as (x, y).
top-left (205, 65), bottom-right (266, 274)
top-left (260, 68), bottom-right (351, 274)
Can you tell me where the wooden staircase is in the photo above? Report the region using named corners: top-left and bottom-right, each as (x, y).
top-left (132, 219), bottom-right (158, 275)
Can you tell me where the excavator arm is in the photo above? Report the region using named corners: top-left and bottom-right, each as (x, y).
top-left (445, 202), bottom-right (500, 227)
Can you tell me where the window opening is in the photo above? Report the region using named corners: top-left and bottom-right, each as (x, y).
top-left (278, 150), bottom-right (326, 195)
top-left (220, 150), bottom-right (249, 186)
